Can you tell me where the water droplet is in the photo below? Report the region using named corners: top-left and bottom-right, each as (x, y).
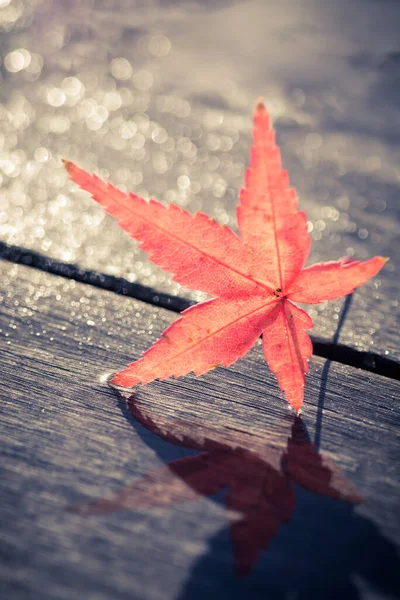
top-left (110, 58), bottom-right (132, 81)
top-left (5, 49), bottom-right (31, 73)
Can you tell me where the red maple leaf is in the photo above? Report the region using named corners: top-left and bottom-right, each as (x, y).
top-left (68, 396), bottom-right (362, 574)
top-left (63, 101), bottom-right (387, 410)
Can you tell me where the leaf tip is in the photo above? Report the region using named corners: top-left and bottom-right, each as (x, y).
top-left (111, 368), bottom-right (141, 388)
top-left (110, 373), bottom-right (125, 387)
top-left (256, 97), bottom-right (266, 113)
top-left (108, 373), bottom-right (119, 387)
top-left (287, 392), bottom-right (303, 413)
top-left (62, 158), bottom-right (75, 175)
top-left (374, 255), bottom-right (390, 272)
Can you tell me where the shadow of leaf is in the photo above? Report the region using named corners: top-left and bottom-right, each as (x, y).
top-left (68, 392), bottom-right (362, 575)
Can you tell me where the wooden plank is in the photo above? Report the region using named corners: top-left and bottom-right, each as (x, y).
top-left (0, 260), bottom-right (399, 599)
top-left (1, 1), bottom-right (400, 358)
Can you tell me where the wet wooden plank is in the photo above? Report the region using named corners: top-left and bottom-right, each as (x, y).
top-left (0, 260), bottom-right (399, 600)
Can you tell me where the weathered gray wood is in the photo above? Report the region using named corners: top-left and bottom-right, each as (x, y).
top-left (0, 260), bottom-right (399, 600)
top-left (1, 0), bottom-right (399, 358)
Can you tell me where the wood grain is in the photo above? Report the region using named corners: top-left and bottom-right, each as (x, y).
top-left (0, 260), bottom-right (399, 600)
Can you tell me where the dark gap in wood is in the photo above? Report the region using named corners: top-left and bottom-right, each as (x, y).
top-left (312, 337), bottom-right (399, 381)
top-left (0, 241), bottom-right (190, 313)
top-left (2, 241), bottom-right (399, 381)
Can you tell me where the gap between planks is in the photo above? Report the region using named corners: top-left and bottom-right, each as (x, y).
top-left (1, 240), bottom-right (399, 382)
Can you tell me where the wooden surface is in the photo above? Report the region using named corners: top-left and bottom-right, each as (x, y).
top-left (1, 2), bottom-right (400, 598)
top-left (1, 260), bottom-right (399, 600)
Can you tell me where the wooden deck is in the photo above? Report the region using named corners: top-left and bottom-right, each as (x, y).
top-left (1, 1), bottom-right (400, 598)
top-left (1, 256), bottom-right (399, 600)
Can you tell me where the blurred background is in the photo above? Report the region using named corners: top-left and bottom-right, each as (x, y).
top-left (0, 0), bottom-right (399, 350)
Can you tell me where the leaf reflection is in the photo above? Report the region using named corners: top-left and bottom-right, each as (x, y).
top-left (69, 395), bottom-right (362, 575)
